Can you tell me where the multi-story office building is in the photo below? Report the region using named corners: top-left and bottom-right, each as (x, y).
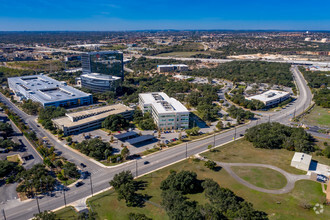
top-left (79, 73), bottom-right (121, 92)
top-left (8, 74), bottom-right (92, 108)
top-left (246, 90), bottom-right (290, 107)
top-left (52, 104), bottom-right (133, 135)
top-left (81, 51), bottom-right (124, 79)
top-left (139, 92), bottom-right (189, 130)
top-left (157, 64), bottom-right (188, 73)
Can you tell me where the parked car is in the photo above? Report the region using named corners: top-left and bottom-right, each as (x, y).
top-left (317, 174), bottom-right (328, 183)
top-left (165, 140), bottom-right (170, 144)
top-left (80, 163), bottom-right (87, 168)
top-left (75, 181), bottom-right (84, 187)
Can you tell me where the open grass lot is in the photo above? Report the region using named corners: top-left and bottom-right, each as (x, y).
top-left (231, 167), bottom-right (287, 190)
top-left (202, 139), bottom-right (308, 174)
top-left (54, 206), bottom-right (78, 219)
top-left (6, 154), bottom-right (22, 165)
top-left (81, 157), bottom-right (329, 220)
top-left (303, 106), bottom-right (330, 128)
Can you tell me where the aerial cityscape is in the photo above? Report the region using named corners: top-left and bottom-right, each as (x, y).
top-left (0, 1), bottom-right (329, 220)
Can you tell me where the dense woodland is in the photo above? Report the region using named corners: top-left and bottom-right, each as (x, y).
top-left (245, 122), bottom-right (315, 153)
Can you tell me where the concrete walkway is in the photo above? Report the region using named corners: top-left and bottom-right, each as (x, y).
top-left (197, 155), bottom-right (310, 194)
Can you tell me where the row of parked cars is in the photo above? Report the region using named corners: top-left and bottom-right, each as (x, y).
top-left (164, 135), bottom-right (188, 145)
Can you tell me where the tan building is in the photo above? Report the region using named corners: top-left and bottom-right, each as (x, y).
top-left (290, 152), bottom-right (312, 171)
top-left (52, 104), bottom-right (133, 135)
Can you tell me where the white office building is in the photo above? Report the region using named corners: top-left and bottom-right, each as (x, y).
top-left (79, 73), bottom-right (121, 92)
top-left (290, 152), bottom-right (312, 171)
top-left (8, 74), bottom-right (92, 108)
top-left (246, 90), bottom-right (290, 107)
top-left (139, 92), bottom-right (189, 130)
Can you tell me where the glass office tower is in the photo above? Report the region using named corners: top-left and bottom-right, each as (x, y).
top-left (81, 51), bottom-right (124, 80)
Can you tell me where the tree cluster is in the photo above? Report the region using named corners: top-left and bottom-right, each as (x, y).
top-left (227, 93), bottom-right (265, 110)
top-left (0, 121), bottom-right (14, 138)
top-left (38, 106), bottom-right (66, 131)
top-left (134, 110), bottom-right (156, 130)
top-left (227, 105), bottom-right (254, 122)
top-left (160, 171), bottom-right (267, 219)
top-left (186, 127), bottom-right (200, 136)
top-left (245, 122), bottom-right (315, 153)
top-left (109, 171), bottom-right (147, 207)
top-left (75, 138), bottom-right (113, 161)
top-left (102, 114), bottom-right (129, 131)
top-left (21, 99), bottom-right (41, 115)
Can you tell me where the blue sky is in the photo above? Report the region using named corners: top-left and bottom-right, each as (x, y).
top-left (0, 0), bottom-right (329, 31)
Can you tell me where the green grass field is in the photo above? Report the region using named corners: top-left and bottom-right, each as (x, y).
top-left (303, 106), bottom-right (330, 128)
top-left (231, 167), bottom-right (287, 190)
top-left (57, 139), bottom-right (330, 220)
top-left (202, 139), bottom-right (308, 175)
top-left (54, 206), bottom-right (78, 220)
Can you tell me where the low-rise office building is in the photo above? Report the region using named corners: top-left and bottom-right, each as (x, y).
top-left (139, 92), bottom-right (189, 130)
top-left (290, 152), bottom-right (312, 171)
top-left (157, 64), bottom-right (188, 73)
top-left (246, 90), bottom-right (290, 107)
top-left (8, 74), bottom-right (92, 108)
top-left (79, 73), bottom-right (121, 92)
top-left (52, 104), bottom-right (133, 135)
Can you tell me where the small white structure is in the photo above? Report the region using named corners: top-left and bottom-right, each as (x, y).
top-left (157, 64), bottom-right (188, 73)
top-left (246, 90), bottom-right (290, 107)
top-left (291, 152), bottom-right (312, 171)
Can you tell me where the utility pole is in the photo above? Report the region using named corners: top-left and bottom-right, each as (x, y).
top-left (63, 187), bottom-right (67, 207)
top-left (35, 191), bottom-right (40, 214)
top-left (213, 133), bottom-right (216, 147)
top-left (185, 143), bottom-right (187, 158)
top-left (293, 107), bottom-right (296, 118)
top-left (135, 160), bottom-right (138, 177)
top-left (234, 127), bottom-right (236, 140)
top-left (90, 174), bottom-right (94, 197)
top-left (268, 115), bottom-right (270, 123)
top-left (2, 209), bottom-right (6, 220)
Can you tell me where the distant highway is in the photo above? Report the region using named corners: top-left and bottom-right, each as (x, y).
top-left (0, 66), bottom-right (314, 220)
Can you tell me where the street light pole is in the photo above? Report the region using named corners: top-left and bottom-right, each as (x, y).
top-left (90, 174), bottom-right (94, 197)
top-left (63, 187), bottom-right (67, 207)
top-left (2, 209), bottom-right (6, 220)
top-left (35, 191), bottom-right (40, 214)
top-left (234, 127), bottom-right (236, 140)
top-left (213, 133), bottom-right (216, 147)
top-left (135, 160), bottom-right (138, 177)
top-left (185, 143), bottom-right (187, 158)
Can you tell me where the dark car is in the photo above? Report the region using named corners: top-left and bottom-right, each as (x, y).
top-left (239, 134), bottom-right (244, 137)
top-left (81, 171), bottom-right (90, 179)
top-left (75, 181), bottom-right (84, 187)
top-left (144, 161), bottom-right (149, 165)
top-left (80, 163), bottom-right (87, 168)
top-left (165, 140), bottom-right (170, 144)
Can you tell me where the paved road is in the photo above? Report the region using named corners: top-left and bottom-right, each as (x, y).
top-left (0, 66), bottom-right (313, 220)
top-left (213, 162), bottom-right (309, 194)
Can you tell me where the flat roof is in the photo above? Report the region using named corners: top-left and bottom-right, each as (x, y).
top-left (246, 90), bottom-right (290, 102)
top-left (8, 74), bottom-right (91, 104)
top-left (80, 73), bottom-right (121, 81)
top-left (157, 64), bottom-right (188, 67)
top-left (114, 131), bottom-right (138, 140)
top-left (125, 135), bottom-right (155, 145)
top-left (291, 152), bottom-right (312, 165)
top-left (53, 104), bottom-right (133, 128)
top-left (139, 92), bottom-right (189, 114)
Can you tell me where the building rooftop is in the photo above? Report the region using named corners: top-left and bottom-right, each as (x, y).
top-left (139, 92), bottom-right (189, 114)
top-left (246, 90), bottom-right (290, 102)
top-left (157, 64), bottom-right (188, 68)
top-left (8, 74), bottom-right (91, 104)
top-left (291, 152), bottom-right (312, 166)
top-left (80, 73), bottom-right (121, 81)
top-left (52, 104), bottom-right (133, 128)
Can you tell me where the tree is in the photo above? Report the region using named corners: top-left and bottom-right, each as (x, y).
top-left (0, 122), bottom-right (14, 138)
top-left (324, 145), bottom-right (330, 158)
top-left (204, 160), bottom-right (217, 170)
top-left (102, 114), bottom-right (129, 131)
top-left (186, 127), bottom-right (200, 136)
top-left (62, 162), bottom-right (80, 179)
top-left (32, 210), bottom-right (56, 220)
top-left (216, 121), bottom-right (224, 130)
top-left (75, 138), bottom-right (113, 161)
top-left (121, 146), bottom-right (130, 160)
top-left (66, 136), bottom-right (73, 144)
top-left (160, 170), bottom-right (200, 194)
